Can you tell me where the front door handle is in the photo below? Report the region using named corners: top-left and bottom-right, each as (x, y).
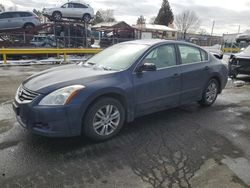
top-left (204, 66), bottom-right (209, 70)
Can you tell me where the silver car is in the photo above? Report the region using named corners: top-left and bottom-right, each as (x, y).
top-left (0, 11), bottom-right (41, 31)
top-left (43, 1), bottom-right (94, 23)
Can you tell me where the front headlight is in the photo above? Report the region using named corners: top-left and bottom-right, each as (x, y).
top-left (15, 85), bottom-right (21, 100)
top-left (39, 85), bottom-right (85, 106)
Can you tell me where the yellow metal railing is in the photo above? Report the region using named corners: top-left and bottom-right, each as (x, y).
top-left (222, 47), bottom-right (241, 53)
top-left (0, 48), bottom-right (102, 64)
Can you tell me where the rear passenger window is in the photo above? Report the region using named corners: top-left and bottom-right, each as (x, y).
top-left (179, 45), bottom-right (202, 64)
top-left (73, 3), bottom-right (88, 8)
top-left (200, 50), bottom-right (208, 61)
top-left (11, 12), bottom-right (21, 18)
top-left (19, 12), bottom-right (32, 17)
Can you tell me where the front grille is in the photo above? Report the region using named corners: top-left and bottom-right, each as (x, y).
top-left (18, 86), bottom-right (39, 102)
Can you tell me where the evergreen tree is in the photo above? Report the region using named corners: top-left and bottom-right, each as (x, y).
top-left (154, 0), bottom-right (174, 26)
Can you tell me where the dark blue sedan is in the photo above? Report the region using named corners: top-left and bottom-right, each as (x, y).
top-left (13, 40), bottom-right (228, 140)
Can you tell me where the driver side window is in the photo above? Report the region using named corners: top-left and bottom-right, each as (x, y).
top-left (142, 45), bottom-right (177, 69)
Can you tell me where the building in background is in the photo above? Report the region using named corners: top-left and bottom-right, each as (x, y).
top-left (222, 31), bottom-right (250, 53)
top-left (92, 21), bottom-right (135, 48)
top-left (223, 33), bottom-right (238, 45)
top-left (177, 32), bottom-right (223, 46)
top-left (133, 24), bottom-right (177, 40)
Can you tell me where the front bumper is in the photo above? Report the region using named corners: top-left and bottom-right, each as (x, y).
top-left (228, 59), bottom-right (250, 76)
top-left (13, 100), bottom-right (83, 137)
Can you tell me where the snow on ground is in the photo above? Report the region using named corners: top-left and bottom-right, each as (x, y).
top-left (0, 55), bottom-right (92, 66)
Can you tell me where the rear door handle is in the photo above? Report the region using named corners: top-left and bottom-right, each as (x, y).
top-left (204, 66), bottom-right (209, 70)
top-left (172, 73), bottom-right (180, 78)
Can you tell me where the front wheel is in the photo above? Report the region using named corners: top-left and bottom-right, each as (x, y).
top-left (199, 79), bottom-right (219, 107)
top-left (83, 97), bottom-right (125, 141)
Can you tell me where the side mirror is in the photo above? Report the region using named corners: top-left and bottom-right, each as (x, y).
top-left (229, 54), bottom-right (235, 59)
top-left (213, 54), bottom-right (223, 60)
top-left (137, 63), bottom-right (157, 73)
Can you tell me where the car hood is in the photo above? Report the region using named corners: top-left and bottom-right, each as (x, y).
top-left (234, 51), bottom-right (250, 59)
top-left (23, 64), bottom-right (116, 94)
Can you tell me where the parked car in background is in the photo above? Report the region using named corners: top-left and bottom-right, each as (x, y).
top-left (13, 40), bottom-right (228, 141)
top-left (236, 30), bottom-right (250, 43)
top-left (100, 30), bottom-right (135, 48)
top-left (0, 11), bottom-right (41, 31)
top-left (30, 35), bottom-right (57, 47)
top-left (228, 45), bottom-right (250, 78)
top-left (54, 24), bottom-right (94, 47)
top-left (43, 1), bottom-right (94, 23)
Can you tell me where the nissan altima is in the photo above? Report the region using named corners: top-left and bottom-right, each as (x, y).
top-left (13, 40), bottom-right (228, 141)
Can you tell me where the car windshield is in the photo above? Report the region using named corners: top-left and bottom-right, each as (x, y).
top-left (83, 43), bottom-right (148, 71)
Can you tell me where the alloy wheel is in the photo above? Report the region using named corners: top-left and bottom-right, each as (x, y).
top-left (93, 105), bottom-right (120, 136)
top-left (53, 12), bottom-right (61, 21)
top-left (205, 82), bottom-right (218, 103)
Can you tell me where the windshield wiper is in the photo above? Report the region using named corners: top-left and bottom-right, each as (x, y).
top-left (86, 62), bottom-right (95, 66)
top-left (82, 62), bottom-right (95, 67)
top-left (94, 64), bottom-right (113, 71)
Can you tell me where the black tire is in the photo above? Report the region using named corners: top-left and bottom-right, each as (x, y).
top-left (82, 14), bottom-right (91, 23)
top-left (23, 23), bottom-right (34, 30)
top-left (199, 79), bottom-right (219, 107)
top-left (52, 11), bottom-right (62, 21)
top-left (83, 97), bottom-right (125, 141)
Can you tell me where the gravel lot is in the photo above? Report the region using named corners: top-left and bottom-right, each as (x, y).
top-left (0, 64), bottom-right (250, 188)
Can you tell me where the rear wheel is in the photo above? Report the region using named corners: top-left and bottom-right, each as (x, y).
top-left (199, 79), bottom-right (219, 107)
top-left (82, 14), bottom-right (91, 23)
top-left (52, 11), bottom-right (62, 21)
top-left (83, 97), bottom-right (125, 141)
top-left (23, 23), bottom-right (34, 30)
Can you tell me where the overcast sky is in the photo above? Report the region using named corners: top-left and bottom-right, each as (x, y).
top-left (1, 0), bottom-right (250, 35)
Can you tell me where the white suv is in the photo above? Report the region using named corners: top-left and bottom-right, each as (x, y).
top-left (0, 11), bottom-right (41, 31)
top-left (43, 2), bottom-right (94, 23)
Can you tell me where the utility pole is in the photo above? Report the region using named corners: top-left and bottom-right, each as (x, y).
top-left (210, 20), bottom-right (215, 46)
top-left (237, 25), bottom-right (241, 34)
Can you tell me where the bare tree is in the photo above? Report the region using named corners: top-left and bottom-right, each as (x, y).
top-left (0, 4), bottom-right (5, 12)
top-left (149, 16), bottom-right (156, 24)
top-left (175, 10), bottom-right (201, 39)
top-left (198, 28), bottom-right (208, 35)
top-left (99, 9), bottom-right (116, 22)
top-left (8, 5), bottom-right (18, 11)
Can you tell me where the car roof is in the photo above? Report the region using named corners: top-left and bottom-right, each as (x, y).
top-left (123, 39), bottom-right (203, 48)
top-left (0, 11), bottom-right (33, 14)
top-left (68, 1), bottom-right (88, 5)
